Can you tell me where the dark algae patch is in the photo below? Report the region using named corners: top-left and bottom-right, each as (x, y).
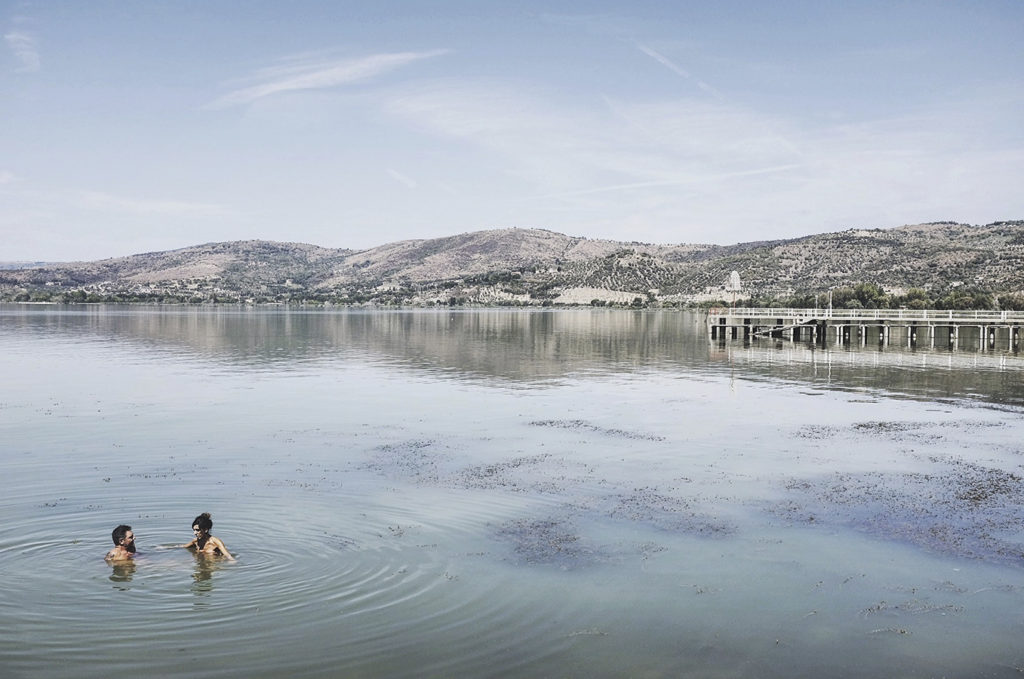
top-left (494, 516), bottom-right (607, 569)
top-left (795, 418), bottom-right (1006, 442)
top-left (529, 419), bottom-right (666, 441)
top-left (607, 487), bottom-right (736, 536)
top-left (784, 417), bottom-right (1024, 565)
top-left (779, 456), bottom-right (1024, 566)
top-left (362, 439), bottom-right (448, 484)
top-left (452, 453), bottom-right (571, 494)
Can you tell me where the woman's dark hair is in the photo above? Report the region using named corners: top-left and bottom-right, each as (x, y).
top-left (112, 524), bottom-right (132, 545)
top-left (192, 512), bottom-right (213, 533)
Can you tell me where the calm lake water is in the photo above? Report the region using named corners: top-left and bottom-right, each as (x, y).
top-left (2, 305), bottom-right (1023, 678)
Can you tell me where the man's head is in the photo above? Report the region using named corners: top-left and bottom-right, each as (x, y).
top-left (111, 524), bottom-right (136, 553)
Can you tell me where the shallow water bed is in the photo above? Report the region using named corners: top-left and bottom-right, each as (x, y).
top-left (2, 306), bottom-right (1023, 677)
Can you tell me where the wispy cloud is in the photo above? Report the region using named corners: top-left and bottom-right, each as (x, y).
top-left (538, 164), bottom-right (803, 199)
top-left (4, 30), bottom-right (39, 72)
top-left (382, 80), bottom-right (801, 193)
top-left (636, 43), bottom-right (719, 97)
top-left (0, 170), bottom-right (17, 184)
top-left (378, 76), bottom-right (1024, 243)
top-left (208, 49), bottom-right (450, 109)
top-left (386, 168), bottom-right (418, 189)
top-left (75, 190), bottom-right (234, 218)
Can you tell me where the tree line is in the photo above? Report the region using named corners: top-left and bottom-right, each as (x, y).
top-left (747, 283), bottom-right (1024, 311)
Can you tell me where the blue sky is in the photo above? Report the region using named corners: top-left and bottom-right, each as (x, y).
top-left (2, 1), bottom-right (1022, 261)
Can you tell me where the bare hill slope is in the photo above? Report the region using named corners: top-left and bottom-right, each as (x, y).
top-left (2, 221), bottom-right (1022, 305)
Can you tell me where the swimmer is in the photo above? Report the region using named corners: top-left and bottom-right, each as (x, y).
top-left (180, 512), bottom-right (235, 560)
top-left (105, 524), bottom-right (136, 561)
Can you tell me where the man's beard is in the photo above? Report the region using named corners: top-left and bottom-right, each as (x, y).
top-left (126, 542), bottom-right (136, 554)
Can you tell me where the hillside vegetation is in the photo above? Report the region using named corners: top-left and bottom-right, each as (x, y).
top-left (2, 222), bottom-right (1022, 308)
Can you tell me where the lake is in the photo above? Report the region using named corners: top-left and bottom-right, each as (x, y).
top-left (2, 305), bottom-right (1023, 678)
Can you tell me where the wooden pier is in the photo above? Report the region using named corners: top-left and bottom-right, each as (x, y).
top-left (706, 307), bottom-right (1024, 351)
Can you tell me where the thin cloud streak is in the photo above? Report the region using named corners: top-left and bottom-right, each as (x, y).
top-left (382, 80), bottom-right (801, 192)
top-left (207, 49), bottom-right (451, 109)
top-left (536, 164), bottom-right (803, 199)
top-left (75, 190), bottom-right (235, 218)
top-left (636, 43), bottom-right (719, 97)
top-left (379, 76), bottom-right (1023, 245)
top-left (4, 30), bottom-right (40, 72)
top-left (386, 168), bottom-right (418, 189)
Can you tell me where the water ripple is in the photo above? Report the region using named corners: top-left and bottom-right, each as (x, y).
top-left (0, 475), bottom-right (574, 678)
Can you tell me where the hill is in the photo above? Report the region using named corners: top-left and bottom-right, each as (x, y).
top-left (1, 222), bottom-right (1022, 306)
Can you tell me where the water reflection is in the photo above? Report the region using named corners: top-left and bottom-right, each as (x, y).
top-left (108, 559), bottom-right (136, 589)
top-left (710, 339), bottom-right (1024, 406)
top-left (2, 304), bottom-right (1023, 403)
top-left (190, 554), bottom-right (224, 601)
top-left (0, 305), bottom-right (707, 382)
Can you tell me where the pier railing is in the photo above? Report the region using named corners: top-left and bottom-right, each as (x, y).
top-left (707, 307), bottom-right (1024, 323)
top-left (706, 306), bottom-right (1023, 350)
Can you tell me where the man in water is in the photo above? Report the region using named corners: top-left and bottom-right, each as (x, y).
top-left (105, 524), bottom-right (136, 561)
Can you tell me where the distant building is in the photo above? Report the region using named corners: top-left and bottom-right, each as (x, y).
top-left (726, 270), bottom-right (741, 292)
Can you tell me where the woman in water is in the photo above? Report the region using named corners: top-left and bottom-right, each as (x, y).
top-left (180, 512), bottom-right (235, 560)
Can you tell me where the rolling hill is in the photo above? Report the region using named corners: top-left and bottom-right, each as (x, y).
top-left (2, 222), bottom-right (1022, 306)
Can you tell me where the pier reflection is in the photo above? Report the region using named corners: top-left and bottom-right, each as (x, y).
top-left (708, 340), bottom-right (1024, 406)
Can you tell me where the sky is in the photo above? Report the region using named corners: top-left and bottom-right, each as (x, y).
top-left (2, 1), bottom-right (1023, 261)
